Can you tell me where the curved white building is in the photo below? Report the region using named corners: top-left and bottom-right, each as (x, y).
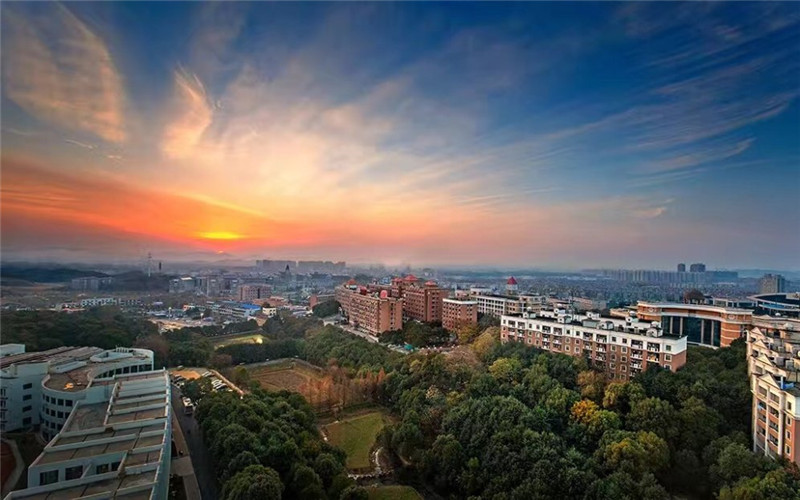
top-left (1, 345), bottom-right (154, 440)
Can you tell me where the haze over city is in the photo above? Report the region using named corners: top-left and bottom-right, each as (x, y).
top-left (2, 2), bottom-right (798, 269)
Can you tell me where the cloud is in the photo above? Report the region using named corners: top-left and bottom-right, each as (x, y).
top-left (65, 139), bottom-right (97, 150)
top-left (160, 68), bottom-right (213, 160)
top-left (644, 137), bottom-right (754, 173)
top-left (1, 4), bottom-right (127, 143)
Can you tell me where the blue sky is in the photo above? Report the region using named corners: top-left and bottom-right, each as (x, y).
top-left (1, 2), bottom-right (798, 269)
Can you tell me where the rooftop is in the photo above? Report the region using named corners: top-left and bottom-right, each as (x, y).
top-left (10, 371), bottom-right (171, 500)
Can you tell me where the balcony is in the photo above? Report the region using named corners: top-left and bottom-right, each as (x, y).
top-left (631, 353), bottom-right (643, 360)
top-left (631, 341), bottom-right (644, 348)
top-left (631, 362), bottom-right (642, 369)
top-left (597, 347), bottom-right (607, 353)
top-left (647, 355), bottom-right (660, 363)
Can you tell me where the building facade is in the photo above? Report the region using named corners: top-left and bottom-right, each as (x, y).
top-left (335, 285), bottom-right (403, 335)
top-left (0, 346), bottom-right (154, 437)
top-left (5, 370), bottom-right (172, 500)
top-left (402, 281), bottom-right (446, 323)
top-left (637, 302), bottom-right (753, 348)
top-left (442, 299), bottom-right (478, 331)
top-left (747, 318), bottom-right (800, 465)
top-left (759, 274), bottom-right (787, 294)
top-left (501, 309), bottom-right (687, 381)
top-left (238, 284), bottom-right (271, 302)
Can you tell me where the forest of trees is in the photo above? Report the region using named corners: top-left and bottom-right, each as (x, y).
top-left (195, 389), bottom-right (369, 500)
top-left (376, 338), bottom-right (800, 499)
top-left (311, 300), bottom-right (340, 318)
top-left (378, 321), bottom-right (451, 347)
top-left (1, 308), bottom-right (156, 350)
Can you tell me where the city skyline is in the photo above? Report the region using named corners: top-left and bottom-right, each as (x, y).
top-left (2, 2), bottom-right (799, 269)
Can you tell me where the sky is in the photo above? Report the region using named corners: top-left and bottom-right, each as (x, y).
top-left (1, 2), bottom-right (799, 270)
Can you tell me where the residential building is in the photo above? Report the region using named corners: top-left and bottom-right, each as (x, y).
top-left (759, 274), bottom-right (787, 294)
top-left (238, 284), bottom-right (271, 302)
top-left (474, 294), bottom-right (524, 316)
top-left (335, 284), bottom-right (403, 335)
top-left (169, 276), bottom-right (197, 294)
top-left (637, 302), bottom-right (753, 348)
top-left (677, 263), bottom-right (686, 273)
top-left (309, 293), bottom-right (335, 309)
top-left (69, 277), bottom-right (113, 292)
top-left (689, 263), bottom-right (706, 273)
top-left (501, 309), bottom-right (687, 381)
top-left (747, 318), bottom-right (800, 465)
top-left (0, 345), bottom-right (154, 438)
top-left (4, 370), bottom-right (172, 500)
top-left (442, 299), bottom-right (478, 331)
top-left (79, 297), bottom-right (117, 308)
top-left (402, 281), bottom-right (446, 323)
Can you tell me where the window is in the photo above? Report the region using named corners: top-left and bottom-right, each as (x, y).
top-left (58, 399), bottom-right (64, 406)
top-left (787, 446), bottom-right (792, 456)
top-left (23, 383), bottom-right (33, 390)
top-left (96, 464), bottom-right (110, 474)
top-left (621, 347), bottom-right (627, 353)
top-left (57, 411), bottom-right (64, 419)
top-left (666, 345), bottom-right (672, 352)
top-left (40, 470), bottom-right (58, 485)
top-left (622, 356), bottom-right (627, 362)
top-left (22, 417), bottom-right (31, 426)
top-left (111, 461), bottom-right (121, 471)
top-left (622, 338), bottom-right (627, 344)
top-left (788, 401), bottom-right (793, 411)
top-left (23, 394), bottom-right (32, 401)
top-left (65, 466), bottom-right (83, 480)
top-left (23, 406), bottom-right (31, 412)
top-left (621, 366), bottom-right (627, 372)
top-left (66, 400), bottom-right (73, 407)
top-left (665, 354), bottom-right (672, 362)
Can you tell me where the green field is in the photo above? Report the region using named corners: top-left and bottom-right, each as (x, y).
top-left (322, 411), bottom-right (386, 469)
top-left (367, 486), bottom-right (422, 500)
top-left (212, 333), bottom-right (267, 348)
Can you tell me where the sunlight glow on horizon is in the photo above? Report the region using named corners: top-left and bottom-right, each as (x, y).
top-left (198, 231), bottom-right (244, 241)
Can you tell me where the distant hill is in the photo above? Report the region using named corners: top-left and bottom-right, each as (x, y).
top-left (0, 266), bottom-right (108, 283)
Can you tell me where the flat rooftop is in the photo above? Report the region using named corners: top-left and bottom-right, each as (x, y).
top-left (0, 346), bottom-right (103, 371)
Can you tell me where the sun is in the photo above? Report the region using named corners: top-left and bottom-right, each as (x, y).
top-left (198, 231), bottom-right (242, 240)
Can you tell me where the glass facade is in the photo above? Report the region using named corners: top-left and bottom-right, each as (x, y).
top-left (662, 315), bottom-right (720, 347)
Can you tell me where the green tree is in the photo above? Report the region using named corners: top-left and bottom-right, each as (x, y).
top-left (182, 377), bottom-right (213, 403)
top-left (339, 485), bottom-right (369, 500)
top-left (223, 465), bottom-right (283, 500)
top-left (488, 357), bottom-right (522, 383)
top-left (627, 397), bottom-right (678, 442)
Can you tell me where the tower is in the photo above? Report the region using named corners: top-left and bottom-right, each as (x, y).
top-left (506, 276), bottom-right (519, 295)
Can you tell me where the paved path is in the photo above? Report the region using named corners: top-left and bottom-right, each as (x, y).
top-left (170, 411), bottom-right (201, 500)
top-left (1, 439), bottom-right (23, 498)
top-left (170, 387), bottom-right (218, 500)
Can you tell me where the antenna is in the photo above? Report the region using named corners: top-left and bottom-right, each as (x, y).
top-left (147, 252), bottom-right (153, 277)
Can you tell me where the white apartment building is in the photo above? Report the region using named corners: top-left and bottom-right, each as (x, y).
top-left (472, 292), bottom-right (546, 317)
top-left (4, 370), bottom-right (172, 500)
top-left (0, 345), bottom-right (154, 439)
top-left (79, 298), bottom-right (118, 307)
top-left (501, 309), bottom-right (688, 380)
top-left (747, 318), bottom-right (800, 465)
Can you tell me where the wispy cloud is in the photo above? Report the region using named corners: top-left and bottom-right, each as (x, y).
top-left (65, 139), bottom-right (97, 150)
top-left (1, 4), bottom-right (127, 143)
top-left (160, 68), bottom-right (213, 160)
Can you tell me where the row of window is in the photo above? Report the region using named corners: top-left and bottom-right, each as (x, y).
top-left (43, 395), bottom-right (74, 407)
top-left (506, 324), bottom-right (675, 352)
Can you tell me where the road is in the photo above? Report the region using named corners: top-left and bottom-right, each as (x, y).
top-left (170, 386), bottom-right (218, 500)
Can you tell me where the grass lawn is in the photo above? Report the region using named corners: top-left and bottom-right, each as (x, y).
top-left (367, 485), bottom-right (423, 500)
top-left (212, 333), bottom-right (267, 348)
top-left (323, 411), bottom-right (386, 469)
